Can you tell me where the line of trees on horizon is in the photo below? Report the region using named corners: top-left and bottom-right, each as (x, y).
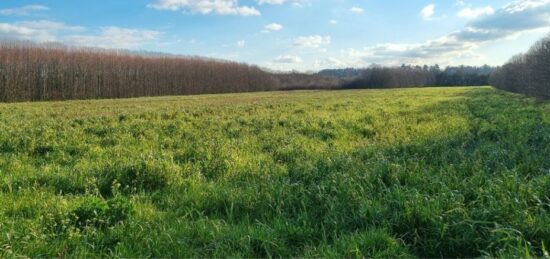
top-left (0, 41), bottom-right (284, 102)
top-left (320, 64), bottom-right (494, 89)
top-left (0, 40), bottom-right (347, 102)
top-left (0, 39), bottom-right (505, 103)
top-left (490, 34), bottom-right (550, 100)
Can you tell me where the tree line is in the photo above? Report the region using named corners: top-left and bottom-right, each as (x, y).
top-left (321, 65), bottom-right (494, 89)
top-left (0, 40), bottom-right (350, 102)
top-left (0, 41), bottom-right (281, 102)
top-left (490, 34), bottom-right (550, 100)
top-left (0, 39), bottom-right (503, 102)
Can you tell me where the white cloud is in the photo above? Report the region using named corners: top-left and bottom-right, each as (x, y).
top-left (0, 5), bottom-right (49, 16)
top-left (458, 6), bottom-right (495, 19)
top-left (349, 7), bottom-right (364, 13)
top-left (256, 0), bottom-right (309, 7)
top-left (263, 23), bottom-right (283, 32)
top-left (0, 23), bottom-right (54, 41)
top-left (16, 20), bottom-right (84, 32)
top-left (293, 35), bottom-right (331, 48)
top-left (455, 0), bottom-right (467, 7)
top-left (314, 57), bottom-right (349, 68)
top-left (468, 0), bottom-right (550, 33)
top-left (339, 0), bottom-right (550, 66)
top-left (273, 55), bottom-right (303, 63)
top-left (66, 27), bottom-right (161, 49)
top-left (0, 19), bottom-right (161, 50)
top-left (329, 20), bottom-right (338, 25)
top-left (236, 40), bottom-right (245, 47)
top-left (421, 4), bottom-right (435, 19)
top-left (257, 0), bottom-right (285, 4)
top-left (147, 0), bottom-right (260, 16)
top-left (0, 20), bottom-right (83, 42)
top-left (346, 35), bottom-right (479, 66)
top-left (503, 0), bottom-right (550, 13)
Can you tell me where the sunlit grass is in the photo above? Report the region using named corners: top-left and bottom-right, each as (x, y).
top-left (1, 87), bottom-right (549, 257)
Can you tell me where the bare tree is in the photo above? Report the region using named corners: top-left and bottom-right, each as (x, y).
top-left (0, 40), bottom-right (282, 102)
top-left (491, 34), bottom-right (550, 100)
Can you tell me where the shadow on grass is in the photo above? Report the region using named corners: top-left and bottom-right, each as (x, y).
top-left (134, 88), bottom-right (550, 257)
top-left (2, 87), bottom-right (549, 258)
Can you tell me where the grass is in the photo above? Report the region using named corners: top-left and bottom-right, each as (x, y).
top-left (0, 87), bottom-right (549, 257)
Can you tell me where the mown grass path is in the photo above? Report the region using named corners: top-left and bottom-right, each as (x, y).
top-left (1, 87), bottom-right (549, 257)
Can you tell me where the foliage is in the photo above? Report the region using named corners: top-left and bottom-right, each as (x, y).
top-left (0, 87), bottom-right (549, 257)
top-left (491, 34), bottom-right (550, 100)
top-left (335, 65), bottom-right (494, 89)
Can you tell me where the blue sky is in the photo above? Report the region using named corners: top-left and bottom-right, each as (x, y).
top-left (1, 0), bottom-right (549, 71)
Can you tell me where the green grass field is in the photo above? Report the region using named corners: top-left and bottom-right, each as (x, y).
top-left (1, 87), bottom-right (549, 257)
